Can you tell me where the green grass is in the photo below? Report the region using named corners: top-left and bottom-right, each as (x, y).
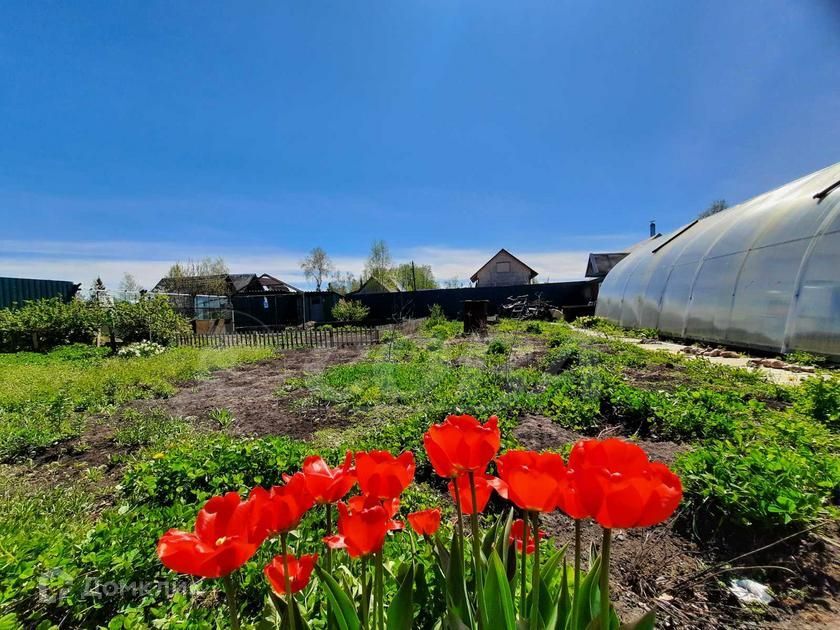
top-left (0, 345), bottom-right (274, 461)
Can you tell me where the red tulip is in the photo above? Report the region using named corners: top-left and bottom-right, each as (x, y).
top-left (424, 414), bottom-right (501, 478)
top-left (496, 450), bottom-right (567, 513)
top-left (324, 501), bottom-right (391, 558)
top-left (157, 492), bottom-right (261, 578)
top-left (555, 458), bottom-right (592, 521)
top-left (509, 518), bottom-right (546, 554)
top-left (301, 451), bottom-right (356, 504)
top-left (264, 553), bottom-right (318, 595)
top-left (347, 494), bottom-right (404, 531)
top-left (355, 450), bottom-right (415, 500)
top-left (448, 473), bottom-right (508, 514)
top-left (571, 438), bottom-right (683, 529)
top-left (250, 472), bottom-right (315, 539)
top-left (407, 508), bottom-right (442, 536)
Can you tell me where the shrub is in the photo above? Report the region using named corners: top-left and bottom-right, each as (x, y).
top-left (111, 294), bottom-right (191, 344)
top-left (676, 424), bottom-right (840, 532)
top-left (487, 339), bottom-right (511, 356)
top-left (331, 298), bottom-right (370, 322)
top-left (121, 433), bottom-right (316, 506)
top-left (793, 374), bottom-right (840, 429)
top-left (524, 322), bottom-right (542, 334)
top-left (785, 350), bottom-right (827, 366)
top-left (426, 303), bottom-right (446, 327)
top-left (0, 298), bottom-right (100, 350)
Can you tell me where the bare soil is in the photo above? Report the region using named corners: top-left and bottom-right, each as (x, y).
top-left (132, 346), bottom-right (365, 440)
top-left (515, 414), bottom-right (840, 629)
top-left (26, 347), bottom-right (366, 482)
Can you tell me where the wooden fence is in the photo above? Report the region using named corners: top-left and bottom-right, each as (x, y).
top-left (171, 326), bottom-right (380, 350)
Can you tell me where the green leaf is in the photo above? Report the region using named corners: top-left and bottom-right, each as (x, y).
top-left (570, 555), bottom-right (600, 630)
top-left (387, 562), bottom-right (415, 630)
top-left (445, 527), bottom-right (474, 627)
top-left (315, 564), bottom-right (361, 630)
top-left (263, 591), bottom-right (311, 630)
top-left (554, 562), bottom-right (572, 630)
top-left (540, 545), bottom-right (568, 589)
top-left (484, 551), bottom-right (517, 630)
top-left (619, 609), bottom-right (656, 630)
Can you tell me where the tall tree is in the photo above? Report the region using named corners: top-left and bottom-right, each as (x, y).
top-left (118, 273), bottom-right (143, 296)
top-left (364, 240), bottom-right (392, 281)
top-left (393, 262), bottom-right (438, 290)
top-left (699, 199), bottom-right (729, 219)
top-left (165, 257), bottom-right (229, 295)
top-left (300, 247), bottom-right (334, 291)
top-left (328, 271), bottom-right (359, 295)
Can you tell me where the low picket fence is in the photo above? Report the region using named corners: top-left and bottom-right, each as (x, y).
top-left (171, 326), bottom-right (380, 350)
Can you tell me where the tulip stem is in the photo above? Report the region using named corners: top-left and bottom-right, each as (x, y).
top-left (574, 519), bottom-right (581, 596)
top-left (375, 551), bottom-right (385, 630)
top-left (467, 472), bottom-right (485, 630)
top-left (599, 528), bottom-right (612, 629)
top-left (325, 505), bottom-right (335, 630)
top-left (325, 505), bottom-right (333, 574)
top-left (281, 534), bottom-right (297, 630)
top-left (520, 510), bottom-right (529, 620)
top-left (361, 555), bottom-right (370, 629)
top-left (222, 574), bottom-right (241, 630)
top-left (530, 512), bottom-right (541, 628)
top-left (452, 476), bottom-right (467, 581)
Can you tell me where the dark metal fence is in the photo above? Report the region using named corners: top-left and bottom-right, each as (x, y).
top-left (171, 326), bottom-right (380, 349)
top-left (350, 281), bottom-right (599, 322)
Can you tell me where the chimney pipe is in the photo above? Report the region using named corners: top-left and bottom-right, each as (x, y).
top-left (649, 220), bottom-right (656, 237)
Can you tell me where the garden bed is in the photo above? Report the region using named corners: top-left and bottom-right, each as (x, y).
top-left (0, 320), bottom-right (838, 628)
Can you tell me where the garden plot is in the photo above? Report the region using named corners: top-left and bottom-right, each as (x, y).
top-left (0, 319), bottom-right (837, 629)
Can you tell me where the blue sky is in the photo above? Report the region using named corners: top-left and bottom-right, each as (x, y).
top-left (1, 1), bottom-right (839, 289)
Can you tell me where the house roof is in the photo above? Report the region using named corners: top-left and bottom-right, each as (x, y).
top-left (152, 273), bottom-right (300, 295)
top-left (350, 274), bottom-right (403, 294)
top-left (470, 249), bottom-right (538, 282)
top-left (585, 253), bottom-right (629, 278)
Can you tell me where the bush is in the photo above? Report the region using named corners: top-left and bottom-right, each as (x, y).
top-left (0, 298), bottom-right (100, 350)
top-left (0, 295), bottom-right (190, 351)
top-left (111, 294), bottom-right (191, 344)
top-left (487, 339), bottom-right (511, 356)
top-left (524, 322), bottom-right (542, 334)
top-left (426, 303), bottom-right (446, 327)
top-left (330, 298), bottom-right (370, 322)
top-left (793, 374), bottom-right (840, 429)
top-left (121, 433), bottom-right (317, 506)
top-left (676, 421), bottom-right (840, 532)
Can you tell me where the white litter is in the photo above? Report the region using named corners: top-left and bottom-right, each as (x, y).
top-left (729, 579), bottom-right (773, 605)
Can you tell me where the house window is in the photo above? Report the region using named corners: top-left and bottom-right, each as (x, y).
top-left (496, 261), bottom-right (511, 273)
top-left (263, 297), bottom-right (269, 309)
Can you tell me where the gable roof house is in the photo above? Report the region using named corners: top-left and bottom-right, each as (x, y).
top-left (152, 273), bottom-right (300, 296)
top-left (585, 232), bottom-right (663, 282)
top-left (350, 275), bottom-right (404, 295)
top-left (470, 249), bottom-right (538, 287)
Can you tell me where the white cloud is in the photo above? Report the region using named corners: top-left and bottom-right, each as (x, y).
top-left (0, 239), bottom-right (595, 293)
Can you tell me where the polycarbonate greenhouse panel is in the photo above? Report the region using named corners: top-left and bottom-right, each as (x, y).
top-left (596, 162), bottom-right (840, 357)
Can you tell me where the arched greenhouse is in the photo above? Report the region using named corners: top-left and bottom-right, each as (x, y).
top-left (596, 162), bottom-right (840, 358)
